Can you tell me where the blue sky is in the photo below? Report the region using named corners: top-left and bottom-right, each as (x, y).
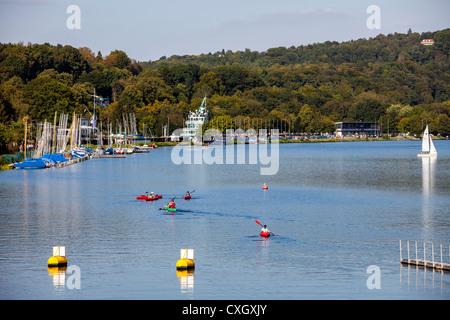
top-left (0, 0), bottom-right (448, 62)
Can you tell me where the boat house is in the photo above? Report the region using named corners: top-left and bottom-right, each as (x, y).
top-left (80, 117), bottom-right (99, 143)
top-left (179, 96), bottom-right (209, 142)
top-left (334, 122), bottom-right (380, 137)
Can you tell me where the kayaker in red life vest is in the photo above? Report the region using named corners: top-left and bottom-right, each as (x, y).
top-left (168, 200), bottom-right (176, 208)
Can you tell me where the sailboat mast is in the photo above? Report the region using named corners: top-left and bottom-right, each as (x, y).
top-left (24, 121), bottom-right (27, 160)
top-left (53, 111), bottom-right (57, 154)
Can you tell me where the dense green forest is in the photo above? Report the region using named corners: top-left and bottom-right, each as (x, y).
top-left (0, 28), bottom-right (449, 153)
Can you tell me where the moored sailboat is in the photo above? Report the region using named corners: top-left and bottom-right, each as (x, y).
top-left (417, 125), bottom-right (437, 157)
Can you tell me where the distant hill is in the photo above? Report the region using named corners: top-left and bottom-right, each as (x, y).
top-left (142, 28), bottom-right (450, 68)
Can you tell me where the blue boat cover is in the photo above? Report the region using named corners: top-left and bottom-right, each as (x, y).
top-left (42, 153), bottom-right (69, 163)
top-left (14, 153), bottom-right (69, 169)
top-left (14, 158), bottom-right (48, 168)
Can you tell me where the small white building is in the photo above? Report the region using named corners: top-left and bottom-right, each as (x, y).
top-left (420, 39), bottom-right (434, 46)
top-left (80, 117), bottom-right (98, 140)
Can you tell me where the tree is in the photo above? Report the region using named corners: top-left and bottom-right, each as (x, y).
top-left (193, 71), bottom-right (225, 96)
top-left (140, 115), bottom-right (157, 135)
top-left (168, 64), bottom-right (201, 99)
top-left (23, 75), bottom-right (76, 121)
top-left (0, 87), bottom-right (14, 123)
top-left (87, 67), bottom-right (122, 98)
top-left (435, 114), bottom-right (450, 135)
top-left (298, 85), bottom-right (325, 107)
top-left (434, 29), bottom-right (450, 53)
top-left (137, 70), bottom-right (174, 105)
top-left (119, 84), bottom-right (143, 111)
top-left (1, 49), bottom-right (29, 81)
top-left (103, 50), bottom-right (131, 70)
top-left (53, 45), bottom-right (90, 80)
top-left (96, 51), bottom-right (103, 62)
top-left (214, 65), bottom-right (264, 95)
top-left (294, 104), bottom-right (314, 133)
top-left (348, 95), bottom-right (387, 122)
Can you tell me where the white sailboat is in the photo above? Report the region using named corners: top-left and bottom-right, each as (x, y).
top-left (417, 125), bottom-right (437, 157)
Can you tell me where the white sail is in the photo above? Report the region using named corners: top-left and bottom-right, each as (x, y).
top-left (429, 136), bottom-right (437, 155)
top-left (421, 125), bottom-right (429, 153)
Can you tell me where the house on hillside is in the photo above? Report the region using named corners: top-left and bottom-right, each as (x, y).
top-left (420, 39), bottom-right (434, 46)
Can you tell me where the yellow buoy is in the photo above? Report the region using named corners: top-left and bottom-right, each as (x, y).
top-left (176, 258), bottom-right (195, 270)
top-left (47, 246), bottom-right (67, 267)
top-left (47, 255), bottom-right (67, 267)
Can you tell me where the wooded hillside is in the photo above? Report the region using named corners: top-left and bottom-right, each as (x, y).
top-left (1, 28), bottom-right (449, 153)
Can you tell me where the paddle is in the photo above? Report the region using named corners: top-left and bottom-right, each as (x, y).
top-left (160, 197), bottom-right (175, 210)
top-left (255, 220), bottom-right (277, 236)
top-left (182, 190), bottom-right (195, 200)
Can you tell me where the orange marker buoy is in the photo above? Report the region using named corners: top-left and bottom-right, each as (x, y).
top-left (263, 183), bottom-right (268, 190)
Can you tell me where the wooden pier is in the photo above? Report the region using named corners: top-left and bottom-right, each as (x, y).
top-left (99, 155), bottom-right (126, 158)
top-left (56, 154), bottom-right (125, 168)
top-left (400, 240), bottom-right (450, 272)
top-left (56, 155), bottom-right (90, 168)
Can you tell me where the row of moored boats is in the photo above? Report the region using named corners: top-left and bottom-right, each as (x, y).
top-left (13, 144), bottom-right (157, 169)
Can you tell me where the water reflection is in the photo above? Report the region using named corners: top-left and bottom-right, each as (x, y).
top-left (422, 157), bottom-right (436, 196)
top-left (176, 269), bottom-right (194, 295)
top-left (48, 266), bottom-right (67, 289)
top-left (400, 265), bottom-right (446, 295)
top-left (421, 157), bottom-right (436, 240)
top-left (1, 141), bottom-right (449, 299)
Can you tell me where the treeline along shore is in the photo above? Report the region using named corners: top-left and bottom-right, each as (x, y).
top-left (1, 28), bottom-right (449, 157)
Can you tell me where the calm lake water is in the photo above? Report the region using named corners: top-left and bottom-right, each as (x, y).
top-left (0, 140), bottom-right (449, 300)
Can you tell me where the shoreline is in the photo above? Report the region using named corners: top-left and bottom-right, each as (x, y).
top-left (2, 136), bottom-right (446, 171)
top-left (152, 135), bottom-right (424, 147)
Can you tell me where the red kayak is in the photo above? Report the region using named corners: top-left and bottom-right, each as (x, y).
top-left (137, 194), bottom-right (162, 200)
top-left (260, 231), bottom-right (271, 238)
top-left (184, 195), bottom-right (191, 200)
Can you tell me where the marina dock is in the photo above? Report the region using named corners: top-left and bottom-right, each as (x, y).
top-left (98, 155), bottom-right (126, 158)
top-left (56, 155), bottom-right (89, 168)
top-left (400, 240), bottom-right (450, 272)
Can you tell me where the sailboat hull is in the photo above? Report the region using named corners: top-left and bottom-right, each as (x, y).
top-left (417, 153), bottom-right (437, 157)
